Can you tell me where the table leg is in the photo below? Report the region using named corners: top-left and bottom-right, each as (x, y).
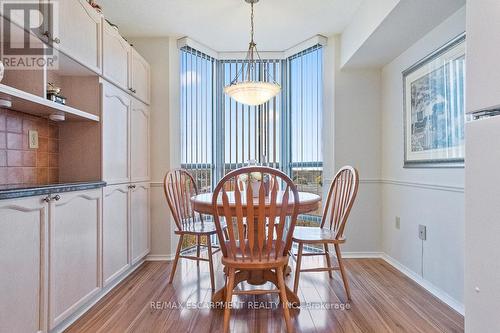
top-left (211, 269), bottom-right (300, 307)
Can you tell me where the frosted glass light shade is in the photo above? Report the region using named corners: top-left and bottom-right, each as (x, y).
top-left (224, 81), bottom-right (281, 106)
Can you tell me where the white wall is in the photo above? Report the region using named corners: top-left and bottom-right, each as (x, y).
top-left (380, 7), bottom-right (465, 310)
top-left (128, 37), bottom-right (180, 258)
top-left (323, 36), bottom-right (383, 253)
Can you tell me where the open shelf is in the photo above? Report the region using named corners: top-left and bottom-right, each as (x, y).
top-left (0, 15), bottom-right (100, 122)
top-left (0, 84), bottom-right (99, 122)
top-left (45, 50), bottom-right (101, 119)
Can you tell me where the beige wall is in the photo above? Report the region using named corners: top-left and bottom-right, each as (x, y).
top-left (380, 7), bottom-right (465, 310)
top-left (324, 35), bottom-right (383, 254)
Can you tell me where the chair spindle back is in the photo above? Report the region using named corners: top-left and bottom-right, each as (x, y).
top-left (212, 167), bottom-right (300, 262)
top-left (321, 166), bottom-right (359, 238)
top-left (164, 169), bottom-right (201, 231)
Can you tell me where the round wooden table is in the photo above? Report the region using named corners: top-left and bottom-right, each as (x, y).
top-left (191, 191), bottom-right (321, 306)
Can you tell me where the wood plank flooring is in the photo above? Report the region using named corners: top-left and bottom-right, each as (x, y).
top-left (66, 252), bottom-right (464, 333)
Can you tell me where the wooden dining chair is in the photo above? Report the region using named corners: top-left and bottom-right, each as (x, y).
top-left (291, 166), bottom-right (359, 300)
top-left (212, 167), bottom-right (300, 333)
top-left (163, 169), bottom-right (220, 291)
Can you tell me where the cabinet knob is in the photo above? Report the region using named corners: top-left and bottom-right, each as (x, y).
top-left (43, 195), bottom-right (52, 203)
top-left (53, 194), bottom-right (61, 201)
top-left (41, 31), bottom-right (60, 44)
top-left (129, 184), bottom-right (137, 189)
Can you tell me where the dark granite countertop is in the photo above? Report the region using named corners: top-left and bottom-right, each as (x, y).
top-left (0, 181), bottom-right (107, 200)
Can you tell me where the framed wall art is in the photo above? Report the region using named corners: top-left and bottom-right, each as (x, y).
top-left (403, 33), bottom-right (466, 168)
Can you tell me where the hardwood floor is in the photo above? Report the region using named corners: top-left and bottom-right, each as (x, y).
top-left (66, 252), bottom-right (464, 333)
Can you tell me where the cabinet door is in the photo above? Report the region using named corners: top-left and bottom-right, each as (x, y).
top-left (102, 81), bottom-right (131, 184)
top-left (130, 183), bottom-right (150, 264)
top-left (130, 48), bottom-right (151, 105)
top-left (54, 0), bottom-right (102, 73)
top-left (131, 99), bottom-right (150, 182)
top-left (102, 19), bottom-right (130, 90)
top-left (103, 184), bottom-right (130, 286)
top-left (0, 196), bottom-right (49, 333)
top-left (466, 0), bottom-right (500, 112)
top-left (49, 189), bottom-right (102, 329)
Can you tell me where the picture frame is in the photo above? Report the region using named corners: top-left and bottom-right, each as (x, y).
top-left (403, 33), bottom-right (466, 168)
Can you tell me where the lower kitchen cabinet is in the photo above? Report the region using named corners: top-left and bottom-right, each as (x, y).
top-left (0, 184), bottom-right (150, 332)
top-left (0, 196), bottom-right (49, 333)
top-left (130, 182), bottom-right (150, 265)
top-left (103, 184), bottom-right (130, 286)
top-left (49, 189), bottom-right (102, 329)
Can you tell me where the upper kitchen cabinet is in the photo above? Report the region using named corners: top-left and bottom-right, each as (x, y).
top-left (466, 0), bottom-right (500, 113)
top-left (102, 80), bottom-right (131, 185)
top-left (102, 18), bottom-right (131, 91)
top-left (46, 0), bottom-right (102, 74)
top-left (131, 99), bottom-right (150, 182)
top-left (130, 48), bottom-right (151, 105)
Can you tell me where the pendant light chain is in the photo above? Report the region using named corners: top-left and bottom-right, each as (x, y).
top-left (246, 1), bottom-right (256, 81)
top-left (250, 2), bottom-right (255, 44)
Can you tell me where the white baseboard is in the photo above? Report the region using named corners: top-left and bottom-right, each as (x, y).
top-left (381, 254), bottom-right (464, 315)
top-left (342, 251), bottom-right (384, 258)
top-left (144, 252), bottom-right (383, 261)
top-left (146, 254), bottom-right (176, 261)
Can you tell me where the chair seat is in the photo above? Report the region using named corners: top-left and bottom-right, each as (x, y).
top-left (175, 220), bottom-right (219, 235)
top-left (221, 240), bottom-right (289, 269)
top-left (292, 226), bottom-right (345, 244)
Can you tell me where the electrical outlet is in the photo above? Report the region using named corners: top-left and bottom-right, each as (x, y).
top-left (28, 130), bottom-right (39, 149)
top-left (395, 216), bottom-right (400, 229)
top-left (418, 224), bottom-right (427, 241)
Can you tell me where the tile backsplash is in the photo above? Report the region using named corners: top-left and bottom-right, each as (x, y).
top-left (0, 108), bottom-right (59, 188)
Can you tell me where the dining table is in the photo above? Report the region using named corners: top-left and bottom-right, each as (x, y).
top-left (191, 191), bottom-right (321, 306)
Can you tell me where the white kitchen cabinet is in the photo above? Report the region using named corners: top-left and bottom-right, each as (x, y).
top-left (49, 189), bottom-right (102, 329)
top-left (130, 48), bottom-right (151, 105)
top-left (0, 196), bottom-right (49, 333)
top-left (52, 0), bottom-right (102, 74)
top-left (102, 80), bottom-right (131, 185)
top-left (130, 182), bottom-right (150, 265)
top-left (131, 99), bottom-right (150, 182)
top-left (466, 0), bottom-right (500, 112)
top-left (102, 19), bottom-right (130, 91)
top-left (103, 184), bottom-right (130, 286)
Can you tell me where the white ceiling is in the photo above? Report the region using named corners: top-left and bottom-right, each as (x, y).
top-left (98, 0), bottom-right (363, 52)
top-left (343, 0), bottom-right (466, 68)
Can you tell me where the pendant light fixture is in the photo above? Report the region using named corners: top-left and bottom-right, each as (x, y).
top-left (223, 0), bottom-right (281, 106)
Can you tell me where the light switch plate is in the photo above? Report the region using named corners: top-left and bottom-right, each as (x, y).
top-left (28, 130), bottom-right (39, 149)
